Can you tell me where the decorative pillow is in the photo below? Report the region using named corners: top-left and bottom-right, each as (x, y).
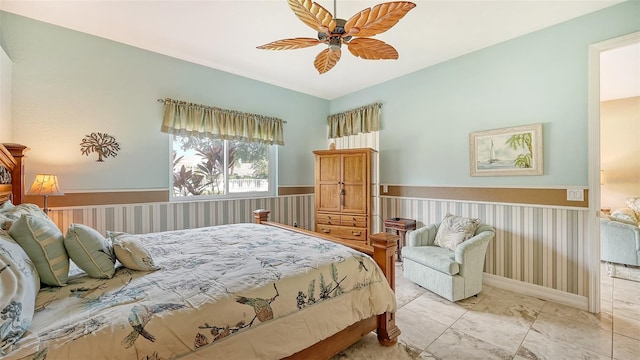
top-left (0, 230), bottom-right (39, 355)
top-left (8, 214), bottom-right (69, 286)
top-left (434, 213), bottom-right (480, 251)
top-left (107, 232), bottom-right (160, 271)
top-left (0, 200), bottom-right (15, 212)
top-left (606, 215), bottom-right (638, 226)
top-left (610, 207), bottom-right (638, 224)
top-left (64, 224), bottom-right (115, 279)
top-left (626, 197), bottom-right (640, 216)
top-left (0, 203), bottom-right (48, 231)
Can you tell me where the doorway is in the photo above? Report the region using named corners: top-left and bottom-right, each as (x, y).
top-left (588, 31), bottom-right (640, 313)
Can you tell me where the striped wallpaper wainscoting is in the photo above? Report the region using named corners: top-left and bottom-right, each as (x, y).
top-left (380, 196), bottom-right (590, 297)
top-left (46, 191), bottom-right (590, 300)
top-left (48, 195), bottom-right (315, 236)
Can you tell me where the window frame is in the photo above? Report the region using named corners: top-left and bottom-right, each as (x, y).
top-left (169, 135), bottom-right (277, 201)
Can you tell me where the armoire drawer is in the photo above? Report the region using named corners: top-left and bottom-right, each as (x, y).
top-left (315, 223), bottom-right (368, 242)
top-left (340, 215), bottom-right (367, 228)
top-left (316, 213), bottom-right (340, 225)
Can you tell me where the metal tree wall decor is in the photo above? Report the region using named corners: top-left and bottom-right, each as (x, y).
top-left (80, 132), bottom-right (120, 162)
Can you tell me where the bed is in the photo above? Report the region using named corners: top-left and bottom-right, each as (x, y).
top-left (0, 143), bottom-right (400, 359)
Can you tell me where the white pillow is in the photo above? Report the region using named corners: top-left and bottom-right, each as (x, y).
top-left (611, 207), bottom-right (638, 224)
top-left (434, 213), bottom-right (480, 251)
top-left (0, 200), bottom-right (15, 211)
top-left (0, 230), bottom-right (40, 356)
top-left (0, 203), bottom-right (48, 231)
top-left (107, 232), bottom-right (160, 271)
top-left (626, 197), bottom-right (640, 216)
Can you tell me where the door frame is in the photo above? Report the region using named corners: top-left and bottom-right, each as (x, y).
top-left (587, 31), bottom-right (640, 313)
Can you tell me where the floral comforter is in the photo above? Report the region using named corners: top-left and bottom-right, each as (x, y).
top-left (7, 223), bottom-right (396, 360)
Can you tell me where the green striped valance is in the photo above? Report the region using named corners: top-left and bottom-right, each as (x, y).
top-left (159, 98), bottom-right (285, 145)
top-left (328, 102), bottom-right (381, 139)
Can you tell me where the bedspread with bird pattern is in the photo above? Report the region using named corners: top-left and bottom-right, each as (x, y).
top-left (6, 223), bottom-right (396, 360)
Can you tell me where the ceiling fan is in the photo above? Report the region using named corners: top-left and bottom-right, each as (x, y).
top-left (257, 0), bottom-right (416, 74)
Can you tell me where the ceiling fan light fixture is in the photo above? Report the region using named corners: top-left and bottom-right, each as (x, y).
top-left (328, 36), bottom-right (342, 51)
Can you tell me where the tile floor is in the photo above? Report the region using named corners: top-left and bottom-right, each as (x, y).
top-left (394, 262), bottom-right (640, 359)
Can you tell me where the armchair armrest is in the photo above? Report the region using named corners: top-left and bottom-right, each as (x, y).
top-left (601, 218), bottom-right (640, 251)
top-left (455, 227), bottom-right (495, 276)
top-left (407, 224), bottom-right (438, 247)
top-left (600, 218), bottom-right (640, 267)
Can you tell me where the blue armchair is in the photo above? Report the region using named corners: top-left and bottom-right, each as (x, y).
top-left (402, 222), bottom-right (494, 302)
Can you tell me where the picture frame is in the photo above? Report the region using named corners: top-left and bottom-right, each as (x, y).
top-left (469, 123), bottom-right (543, 176)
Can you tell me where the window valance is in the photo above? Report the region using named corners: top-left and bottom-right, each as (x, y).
top-left (159, 98), bottom-right (285, 145)
top-left (328, 102), bottom-right (381, 139)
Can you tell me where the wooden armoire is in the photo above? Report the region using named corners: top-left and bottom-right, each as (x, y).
top-left (313, 148), bottom-right (375, 245)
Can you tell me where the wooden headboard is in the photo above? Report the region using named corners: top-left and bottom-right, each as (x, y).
top-left (0, 143), bottom-right (28, 205)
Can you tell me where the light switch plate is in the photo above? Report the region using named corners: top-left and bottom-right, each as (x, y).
top-left (567, 188), bottom-right (584, 201)
top-left (382, 184), bottom-right (388, 193)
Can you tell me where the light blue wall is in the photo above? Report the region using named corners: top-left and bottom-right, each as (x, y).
top-left (330, 1), bottom-right (640, 187)
top-left (0, 11), bottom-right (328, 191)
top-left (2, 2), bottom-right (639, 192)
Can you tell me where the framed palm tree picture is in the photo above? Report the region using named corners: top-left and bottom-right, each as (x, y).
top-left (469, 124), bottom-right (543, 176)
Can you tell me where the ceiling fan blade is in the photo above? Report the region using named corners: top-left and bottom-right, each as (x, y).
top-left (344, 1), bottom-right (416, 38)
top-left (347, 38), bottom-right (399, 60)
top-left (257, 38), bottom-right (322, 50)
top-left (314, 48), bottom-right (341, 74)
top-left (287, 0), bottom-right (336, 34)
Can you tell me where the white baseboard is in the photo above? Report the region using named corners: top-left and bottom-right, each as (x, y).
top-left (483, 273), bottom-right (589, 311)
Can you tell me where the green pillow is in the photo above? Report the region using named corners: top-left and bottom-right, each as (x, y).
top-left (9, 214), bottom-right (69, 286)
top-left (64, 224), bottom-right (115, 279)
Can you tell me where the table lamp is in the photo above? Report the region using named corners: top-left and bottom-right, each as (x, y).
top-left (27, 174), bottom-right (64, 213)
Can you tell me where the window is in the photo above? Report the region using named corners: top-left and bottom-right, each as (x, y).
top-left (171, 135), bottom-right (276, 199)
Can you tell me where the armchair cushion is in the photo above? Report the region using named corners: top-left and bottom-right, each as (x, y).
top-left (434, 214), bottom-right (479, 251)
top-left (402, 246), bottom-right (460, 275)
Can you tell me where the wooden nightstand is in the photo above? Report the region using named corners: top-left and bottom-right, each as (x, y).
top-left (384, 218), bottom-right (417, 261)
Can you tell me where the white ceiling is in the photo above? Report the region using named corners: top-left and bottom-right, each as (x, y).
top-left (0, 0), bottom-right (628, 100)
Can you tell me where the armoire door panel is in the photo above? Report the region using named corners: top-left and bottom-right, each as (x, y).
top-left (317, 184), bottom-right (341, 212)
top-left (342, 153), bottom-right (366, 184)
top-left (317, 154), bottom-right (341, 182)
top-left (342, 184), bottom-right (367, 213)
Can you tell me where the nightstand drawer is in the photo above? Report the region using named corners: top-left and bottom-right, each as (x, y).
top-left (340, 215), bottom-right (367, 227)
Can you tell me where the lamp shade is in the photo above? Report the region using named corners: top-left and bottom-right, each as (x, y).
top-left (27, 174), bottom-right (64, 196)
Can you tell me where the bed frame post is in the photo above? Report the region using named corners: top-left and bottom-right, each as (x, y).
top-left (253, 209), bottom-right (270, 223)
top-left (369, 232), bottom-right (401, 346)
